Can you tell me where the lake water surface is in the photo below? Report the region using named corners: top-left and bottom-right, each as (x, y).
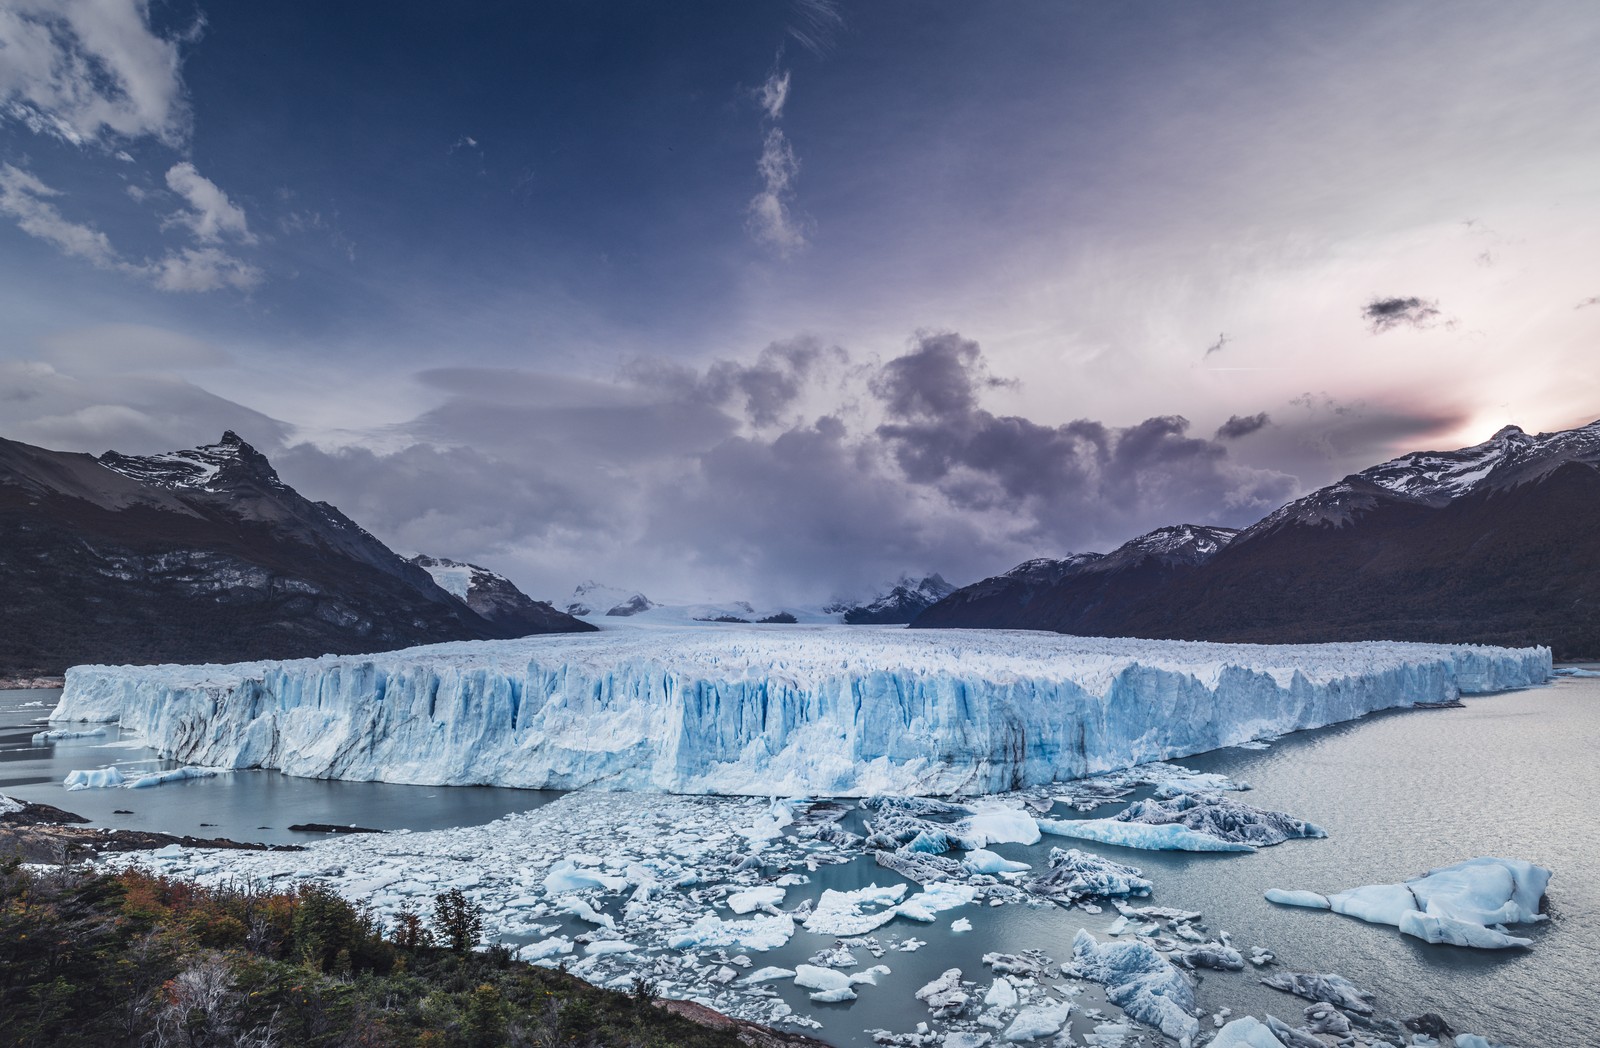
top-left (3, 676), bottom-right (1595, 1046)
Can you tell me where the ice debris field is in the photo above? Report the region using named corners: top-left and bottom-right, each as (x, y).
top-left (82, 758), bottom-right (1541, 1048)
top-left (51, 626), bottom-right (1551, 796)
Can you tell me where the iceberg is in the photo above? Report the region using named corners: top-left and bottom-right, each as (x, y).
top-left (1037, 818), bottom-right (1254, 852)
top-left (1265, 857), bottom-right (1551, 949)
top-left (1207, 1016), bottom-right (1285, 1048)
top-left (64, 767), bottom-right (125, 790)
top-left (1067, 930), bottom-right (1198, 1047)
top-left (1258, 972), bottom-right (1374, 1015)
top-left (1002, 1000), bottom-right (1072, 1041)
top-left (1068, 791), bottom-right (1325, 851)
top-left (1026, 847), bottom-right (1151, 905)
top-left (49, 626), bottom-right (1551, 796)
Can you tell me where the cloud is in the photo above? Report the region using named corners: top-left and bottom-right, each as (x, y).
top-left (627, 336), bottom-right (849, 428)
top-left (43, 323), bottom-right (231, 371)
top-left (1577, 295), bottom-right (1599, 310)
top-left (1203, 332), bottom-right (1230, 358)
top-left (0, 163), bottom-right (119, 265)
top-left (1215, 412), bottom-right (1271, 440)
top-left (0, 164), bottom-right (261, 291)
top-left (748, 127), bottom-right (806, 255)
top-left (164, 162), bottom-right (255, 243)
top-left (1362, 295), bottom-right (1442, 332)
top-left (757, 67), bottom-right (790, 121)
top-left (0, 0), bottom-right (192, 148)
top-left (146, 245), bottom-right (263, 292)
top-left (871, 332), bottom-right (1295, 544)
top-left (784, 0), bottom-right (845, 57)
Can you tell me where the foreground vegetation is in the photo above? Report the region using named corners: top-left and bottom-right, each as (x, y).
top-left (0, 857), bottom-right (794, 1048)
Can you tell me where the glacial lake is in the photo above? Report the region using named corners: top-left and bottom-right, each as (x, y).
top-left (3, 675), bottom-right (1597, 1047)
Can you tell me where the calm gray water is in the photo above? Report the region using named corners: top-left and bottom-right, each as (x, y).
top-left (4, 677), bottom-right (1596, 1046)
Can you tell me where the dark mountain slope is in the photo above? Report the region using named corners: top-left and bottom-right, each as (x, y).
top-left (1114, 459), bottom-right (1600, 657)
top-left (912, 421), bottom-right (1600, 658)
top-left (0, 432), bottom-right (590, 676)
top-left (913, 526), bottom-right (1237, 632)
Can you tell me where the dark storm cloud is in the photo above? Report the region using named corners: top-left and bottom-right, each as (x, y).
top-left (871, 332), bottom-right (1295, 546)
top-left (1215, 412), bottom-right (1271, 439)
top-left (626, 337), bottom-right (847, 428)
top-left (1362, 296), bottom-right (1442, 332)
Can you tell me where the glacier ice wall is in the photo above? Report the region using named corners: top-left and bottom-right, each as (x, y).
top-left (50, 626), bottom-right (1551, 796)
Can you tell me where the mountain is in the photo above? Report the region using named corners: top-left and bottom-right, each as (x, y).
top-left (0, 431), bottom-right (591, 676)
top-left (407, 555), bottom-right (584, 636)
top-left (829, 573), bottom-right (958, 625)
top-left (562, 581), bottom-right (659, 617)
top-left (913, 421), bottom-right (1600, 659)
top-left (913, 526), bottom-right (1237, 631)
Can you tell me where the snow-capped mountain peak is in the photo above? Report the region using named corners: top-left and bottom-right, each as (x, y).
top-left (563, 581), bottom-right (658, 617)
top-left (1093, 524), bottom-right (1240, 571)
top-left (1249, 418), bottom-right (1600, 536)
top-left (99, 430), bottom-right (281, 493)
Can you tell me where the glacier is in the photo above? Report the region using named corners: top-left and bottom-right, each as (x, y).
top-left (49, 624), bottom-right (1551, 796)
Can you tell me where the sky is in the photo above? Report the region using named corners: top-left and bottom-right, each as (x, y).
top-left (2, 0), bottom-right (1599, 605)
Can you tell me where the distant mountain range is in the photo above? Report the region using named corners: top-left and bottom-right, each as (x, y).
top-left (407, 555), bottom-right (582, 637)
top-left (559, 574), bottom-right (956, 626)
top-left (0, 432), bottom-right (591, 677)
top-left (914, 421), bottom-right (1600, 659)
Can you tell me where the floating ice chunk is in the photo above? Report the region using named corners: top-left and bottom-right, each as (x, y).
top-left (897, 882), bottom-right (978, 922)
top-left (1003, 1000), bottom-right (1072, 1041)
top-left (943, 1034), bottom-right (992, 1048)
top-left (1263, 889), bottom-right (1330, 909)
top-left (1176, 944), bottom-right (1244, 971)
top-left (741, 966), bottom-right (797, 985)
top-left (544, 859), bottom-right (629, 894)
top-left (915, 968), bottom-right (969, 1018)
top-left (851, 964), bottom-right (891, 986)
top-left (667, 912), bottom-right (795, 952)
top-left (803, 883), bottom-right (909, 935)
top-left (1098, 792), bottom-right (1324, 849)
top-left (150, 843), bottom-right (184, 859)
top-left (1027, 848), bottom-right (1152, 905)
top-left (1207, 1016), bottom-right (1284, 1048)
top-left (127, 766), bottom-right (219, 788)
top-left (1068, 930), bottom-right (1198, 1048)
top-left (1266, 857), bottom-right (1551, 950)
top-left (963, 804), bottom-right (1042, 847)
top-left (727, 885), bottom-right (787, 914)
top-left (1037, 817), bottom-right (1254, 852)
top-left (741, 800), bottom-right (797, 842)
top-left (64, 767), bottom-right (125, 790)
top-left (794, 964), bottom-right (874, 1002)
top-left (984, 977), bottom-right (1018, 1010)
top-left (951, 918), bottom-right (973, 932)
top-left (1258, 972), bottom-right (1374, 1015)
top-left (559, 897), bottom-right (616, 931)
top-left (963, 849), bottom-right (1031, 875)
top-left (516, 936), bottom-right (573, 961)
top-left (1455, 1036), bottom-right (1507, 1048)
top-left (33, 728), bottom-right (106, 744)
top-left (583, 940), bottom-right (639, 956)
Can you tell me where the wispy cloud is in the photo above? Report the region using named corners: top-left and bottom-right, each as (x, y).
top-left (1215, 412), bottom-right (1270, 440)
top-left (758, 68), bottom-right (790, 120)
top-left (748, 126), bottom-right (805, 255)
top-left (784, 0), bottom-right (844, 57)
top-left (0, 163), bottom-right (120, 265)
top-left (0, 0), bottom-right (194, 148)
top-left (164, 162), bottom-right (255, 243)
top-left (0, 164), bottom-right (261, 292)
top-left (1202, 332), bottom-right (1230, 358)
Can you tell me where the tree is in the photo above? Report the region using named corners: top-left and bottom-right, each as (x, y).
top-left (431, 888), bottom-right (485, 953)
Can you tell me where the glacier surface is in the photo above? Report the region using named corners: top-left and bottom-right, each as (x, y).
top-left (51, 625), bottom-right (1550, 796)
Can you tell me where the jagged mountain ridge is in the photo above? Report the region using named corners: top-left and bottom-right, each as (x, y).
top-left (0, 431), bottom-right (591, 676)
top-left (408, 554), bottom-right (582, 636)
top-left (829, 573), bottom-right (957, 625)
top-left (913, 525), bottom-right (1239, 632)
top-left (913, 420), bottom-right (1600, 658)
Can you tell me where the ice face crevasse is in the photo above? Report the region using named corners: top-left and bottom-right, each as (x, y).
top-left (50, 626), bottom-right (1552, 797)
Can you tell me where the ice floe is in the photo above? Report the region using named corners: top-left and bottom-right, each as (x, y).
top-left (1066, 930), bottom-right (1198, 1047)
top-left (1266, 857), bottom-right (1552, 949)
